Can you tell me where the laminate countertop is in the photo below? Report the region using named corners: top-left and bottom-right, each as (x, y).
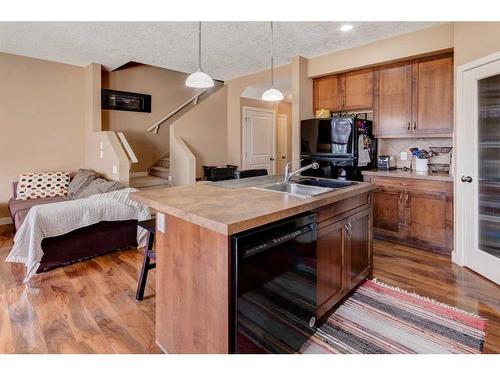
top-left (362, 169), bottom-right (454, 182)
top-left (131, 176), bottom-right (375, 235)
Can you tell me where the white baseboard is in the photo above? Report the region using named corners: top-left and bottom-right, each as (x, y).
top-left (130, 171), bottom-right (149, 178)
top-left (0, 217), bottom-right (13, 225)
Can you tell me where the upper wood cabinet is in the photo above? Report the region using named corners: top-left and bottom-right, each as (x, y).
top-left (411, 55), bottom-right (454, 135)
top-left (343, 69), bottom-right (374, 110)
top-left (314, 75), bottom-right (342, 112)
top-left (374, 53), bottom-right (454, 137)
top-left (374, 63), bottom-right (413, 136)
top-left (313, 69), bottom-right (373, 112)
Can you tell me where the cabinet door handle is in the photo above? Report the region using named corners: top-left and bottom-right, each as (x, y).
top-left (407, 122), bottom-right (411, 131)
top-left (461, 175), bottom-right (473, 183)
top-left (413, 121), bottom-right (417, 130)
top-left (405, 192), bottom-right (409, 204)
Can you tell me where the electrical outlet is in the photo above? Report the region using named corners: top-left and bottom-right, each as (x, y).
top-left (99, 141), bottom-right (104, 150)
top-left (400, 151), bottom-right (408, 161)
top-left (157, 213), bottom-right (165, 233)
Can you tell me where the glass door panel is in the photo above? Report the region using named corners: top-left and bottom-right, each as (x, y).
top-left (478, 74), bottom-right (500, 259)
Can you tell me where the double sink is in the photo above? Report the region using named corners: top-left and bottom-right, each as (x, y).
top-left (253, 178), bottom-right (355, 198)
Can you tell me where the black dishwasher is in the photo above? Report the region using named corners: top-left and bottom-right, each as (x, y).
top-left (230, 212), bottom-right (317, 353)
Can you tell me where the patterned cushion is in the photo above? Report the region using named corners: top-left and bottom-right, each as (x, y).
top-left (16, 172), bottom-right (71, 200)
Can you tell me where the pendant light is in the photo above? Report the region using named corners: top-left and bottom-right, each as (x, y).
top-left (186, 21), bottom-right (214, 88)
top-left (262, 21), bottom-right (284, 101)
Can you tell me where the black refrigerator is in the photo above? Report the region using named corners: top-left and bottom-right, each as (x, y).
top-left (300, 116), bottom-right (377, 181)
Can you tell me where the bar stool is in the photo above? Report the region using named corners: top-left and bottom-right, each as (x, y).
top-left (136, 218), bottom-right (156, 301)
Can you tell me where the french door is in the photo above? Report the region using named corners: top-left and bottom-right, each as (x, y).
top-left (456, 53), bottom-right (500, 285)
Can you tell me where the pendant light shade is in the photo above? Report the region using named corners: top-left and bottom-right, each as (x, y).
top-left (186, 22), bottom-right (214, 88)
top-left (261, 21), bottom-right (283, 102)
top-left (185, 70), bottom-right (214, 88)
top-left (262, 87), bottom-right (284, 101)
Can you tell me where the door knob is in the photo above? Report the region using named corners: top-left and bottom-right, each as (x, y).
top-left (461, 176), bottom-right (473, 183)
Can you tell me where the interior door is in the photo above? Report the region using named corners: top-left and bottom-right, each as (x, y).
top-left (243, 107), bottom-right (276, 175)
top-left (458, 56), bottom-right (500, 285)
top-left (276, 114), bottom-right (288, 174)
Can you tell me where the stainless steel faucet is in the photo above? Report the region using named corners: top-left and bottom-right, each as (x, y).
top-left (284, 161), bottom-right (320, 182)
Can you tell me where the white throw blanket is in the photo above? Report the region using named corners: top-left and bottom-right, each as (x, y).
top-left (6, 188), bottom-right (150, 281)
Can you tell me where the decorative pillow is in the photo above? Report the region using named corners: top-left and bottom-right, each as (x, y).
top-left (67, 169), bottom-right (99, 199)
top-left (73, 178), bottom-right (125, 199)
top-left (16, 172), bottom-right (71, 200)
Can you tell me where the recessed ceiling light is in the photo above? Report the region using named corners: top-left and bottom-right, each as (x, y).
top-left (340, 24), bottom-right (353, 32)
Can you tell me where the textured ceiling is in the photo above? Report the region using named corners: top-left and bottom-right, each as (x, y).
top-left (0, 22), bottom-right (439, 80)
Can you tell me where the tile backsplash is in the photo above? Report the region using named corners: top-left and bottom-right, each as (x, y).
top-left (377, 137), bottom-right (453, 170)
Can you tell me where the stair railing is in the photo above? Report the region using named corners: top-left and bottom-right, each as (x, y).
top-left (146, 89), bottom-right (207, 134)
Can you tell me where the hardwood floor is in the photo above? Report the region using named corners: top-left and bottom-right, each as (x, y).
top-left (0, 230), bottom-right (499, 353)
top-left (373, 240), bottom-right (500, 354)
top-left (0, 231), bottom-right (161, 354)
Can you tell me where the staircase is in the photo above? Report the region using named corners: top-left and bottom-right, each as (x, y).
top-left (129, 154), bottom-right (171, 190)
top-left (149, 155), bottom-right (170, 179)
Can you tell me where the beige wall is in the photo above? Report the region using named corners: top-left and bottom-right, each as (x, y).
top-left (240, 98), bottom-right (292, 163)
top-left (226, 64), bottom-right (292, 168)
top-left (454, 22), bottom-right (500, 66)
top-left (292, 56), bottom-right (314, 168)
top-left (172, 86), bottom-right (228, 179)
top-left (102, 64), bottom-right (201, 172)
top-left (0, 53), bottom-right (86, 219)
top-left (308, 23), bottom-right (454, 77)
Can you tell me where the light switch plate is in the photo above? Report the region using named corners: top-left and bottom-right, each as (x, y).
top-left (112, 165), bottom-right (118, 174)
top-left (157, 213), bottom-right (165, 233)
top-left (400, 151), bottom-right (408, 161)
top-left (99, 141), bottom-right (104, 150)
top-left (99, 150), bottom-right (104, 159)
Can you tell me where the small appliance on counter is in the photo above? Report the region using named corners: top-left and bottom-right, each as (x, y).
top-left (377, 155), bottom-right (397, 170)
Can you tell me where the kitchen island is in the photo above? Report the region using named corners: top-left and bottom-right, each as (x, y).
top-left (131, 176), bottom-right (375, 353)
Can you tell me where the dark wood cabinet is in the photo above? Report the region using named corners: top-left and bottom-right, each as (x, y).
top-left (372, 186), bottom-right (406, 239)
top-left (317, 219), bottom-right (345, 313)
top-left (313, 53), bottom-right (453, 137)
top-left (405, 189), bottom-right (452, 250)
top-left (411, 55), bottom-right (454, 135)
top-left (374, 53), bottom-right (454, 137)
top-left (343, 69), bottom-right (374, 110)
top-left (374, 62), bottom-right (413, 137)
top-left (314, 75), bottom-right (342, 112)
top-left (315, 194), bottom-right (372, 318)
top-left (364, 176), bottom-right (453, 253)
top-left (313, 68), bottom-right (373, 112)
top-left (347, 209), bottom-right (372, 289)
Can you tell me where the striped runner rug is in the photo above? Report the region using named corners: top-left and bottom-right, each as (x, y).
top-left (239, 279), bottom-right (488, 354)
top-left (301, 279), bottom-right (487, 353)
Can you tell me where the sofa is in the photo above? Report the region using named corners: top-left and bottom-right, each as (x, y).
top-left (7, 174), bottom-right (139, 274)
